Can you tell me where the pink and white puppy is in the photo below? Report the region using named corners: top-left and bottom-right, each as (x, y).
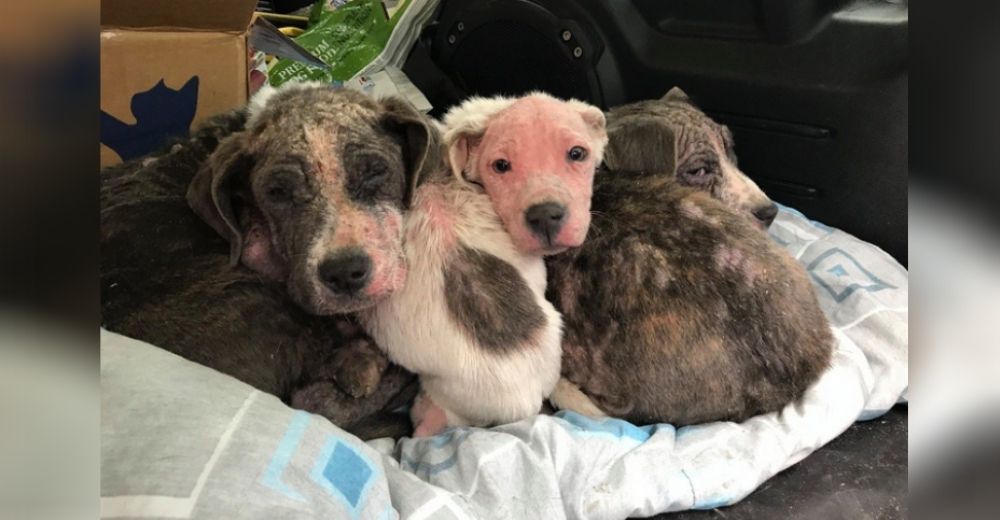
top-left (447, 94), bottom-right (607, 256)
top-left (361, 93), bottom-right (607, 436)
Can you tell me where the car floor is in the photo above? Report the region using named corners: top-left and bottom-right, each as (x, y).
top-left (650, 405), bottom-right (908, 519)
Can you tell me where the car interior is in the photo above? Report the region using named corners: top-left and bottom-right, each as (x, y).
top-left (90, 0), bottom-right (908, 517)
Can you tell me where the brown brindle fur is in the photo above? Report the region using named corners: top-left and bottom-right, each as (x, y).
top-left (546, 90), bottom-right (832, 425)
top-left (604, 88), bottom-right (778, 227)
top-left (100, 87), bottom-right (439, 438)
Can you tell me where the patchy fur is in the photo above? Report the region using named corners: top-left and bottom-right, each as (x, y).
top-left (544, 88), bottom-right (829, 424)
top-left (604, 87), bottom-right (778, 227)
top-left (548, 88), bottom-right (833, 424)
top-left (362, 94), bottom-right (606, 434)
top-left (101, 85), bottom-right (437, 438)
top-left (444, 246), bottom-right (547, 351)
top-left (360, 174), bottom-right (564, 432)
top-left (546, 169), bottom-right (833, 425)
top-left (188, 86), bottom-right (432, 314)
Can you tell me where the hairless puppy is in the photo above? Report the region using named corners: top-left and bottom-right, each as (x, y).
top-left (362, 93), bottom-right (607, 436)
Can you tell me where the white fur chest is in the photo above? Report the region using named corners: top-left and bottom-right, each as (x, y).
top-left (360, 181), bottom-right (563, 427)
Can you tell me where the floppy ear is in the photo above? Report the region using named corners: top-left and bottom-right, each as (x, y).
top-left (379, 96), bottom-right (440, 207)
top-left (604, 118), bottom-right (677, 175)
top-left (662, 87), bottom-right (692, 104)
top-left (186, 132), bottom-right (254, 266)
top-left (566, 99), bottom-right (608, 161)
top-left (442, 96), bottom-right (515, 184)
top-left (447, 133), bottom-right (482, 184)
top-left (568, 100), bottom-right (607, 134)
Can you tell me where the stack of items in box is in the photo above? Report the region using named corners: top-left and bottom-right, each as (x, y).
top-left (100, 0), bottom-right (436, 167)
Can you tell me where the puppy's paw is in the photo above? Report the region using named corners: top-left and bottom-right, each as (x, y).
top-left (411, 394), bottom-right (450, 438)
top-left (549, 378), bottom-right (607, 417)
top-left (332, 338), bottom-right (390, 398)
top-left (412, 408), bottom-right (449, 437)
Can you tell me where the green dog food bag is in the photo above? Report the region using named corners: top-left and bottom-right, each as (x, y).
top-left (268, 0), bottom-right (395, 87)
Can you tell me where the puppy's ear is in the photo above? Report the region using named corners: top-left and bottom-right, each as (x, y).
top-left (379, 96), bottom-right (439, 207)
top-left (186, 132), bottom-right (254, 266)
top-left (568, 100), bottom-right (607, 134)
top-left (604, 118), bottom-right (677, 175)
top-left (662, 87), bottom-right (692, 104)
top-left (719, 123), bottom-right (738, 164)
top-left (442, 96), bottom-right (515, 184)
top-left (447, 133), bottom-right (482, 184)
top-left (566, 100), bottom-right (608, 161)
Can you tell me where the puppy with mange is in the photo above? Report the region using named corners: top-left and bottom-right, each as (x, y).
top-left (547, 88), bottom-right (833, 425)
top-left (361, 93), bottom-right (607, 436)
top-left (604, 87), bottom-right (779, 228)
top-left (101, 84), bottom-right (437, 438)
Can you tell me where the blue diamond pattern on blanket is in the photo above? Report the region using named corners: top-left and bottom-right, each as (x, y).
top-left (311, 437), bottom-right (375, 511)
top-left (827, 264), bottom-right (848, 277)
top-left (807, 247), bottom-right (896, 303)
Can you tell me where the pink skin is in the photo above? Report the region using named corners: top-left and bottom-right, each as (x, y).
top-left (463, 96), bottom-right (606, 256)
top-left (411, 393), bottom-right (449, 437)
top-left (313, 203), bottom-right (407, 305)
top-left (361, 210), bottom-right (407, 300)
top-left (407, 184), bottom-right (458, 251)
top-left (233, 123), bottom-right (413, 313)
top-left (260, 202), bottom-right (408, 314)
top-left (288, 126), bottom-right (409, 310)
top-left (241, 222), bottom-right (287, 281)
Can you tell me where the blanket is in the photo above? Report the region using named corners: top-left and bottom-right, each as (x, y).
top-left (100, 206), bottom-right (908, 519)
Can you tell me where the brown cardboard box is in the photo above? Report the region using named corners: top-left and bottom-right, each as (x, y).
top-left (100, 0), bottom-right (258, 166)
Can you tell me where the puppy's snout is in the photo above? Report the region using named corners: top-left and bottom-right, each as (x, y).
top-left (525, 202), bottom-right (567, 244)
top-left (319, 252), bottom-right (373, 295)
top-left (752, 203), bottom-right (779, 229)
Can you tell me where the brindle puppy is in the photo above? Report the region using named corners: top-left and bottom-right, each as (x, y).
top-left (604, 87), bottom-right (779, 227)
top-left (546, 89), bottom-right (833, 425)
top-left (101, 85), bottom-right (439, 438)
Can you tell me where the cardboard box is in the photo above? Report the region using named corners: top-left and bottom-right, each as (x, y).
top-left (100, 0), bottom-right (259, 166)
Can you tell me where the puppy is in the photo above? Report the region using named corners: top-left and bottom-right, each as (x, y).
top-left (604, 87), bottom-right (779, 228)
top-left (361, 94), bottom-right (607, 436)
top-left (101, 84), bottom-right (436, 438)
top-left (546, 88), bottom-right (833, 425)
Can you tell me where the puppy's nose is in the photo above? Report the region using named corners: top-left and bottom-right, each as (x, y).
top-left (319, 253), bottom-right (372, 295)
top-left (752, 203), bottom-right (779, 228)
top-left (525, 202), bottom-right (567, 244)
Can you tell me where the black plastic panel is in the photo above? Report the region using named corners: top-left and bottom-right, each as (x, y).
top-left (632, 0), bottom-right (851, 43)
top-left (427, 0), bottom-right (609, 106)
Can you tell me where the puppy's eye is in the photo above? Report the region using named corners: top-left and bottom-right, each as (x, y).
top-left (267, 185), bottom-right (291, 202)
top-left (265, 165), bottom-right (307, 203)
top-left (680, 166), bottom-right (714, 186)
top-left (492, 158), bottom-right (511, 174)
top-left (363, 168), bottom-right (388, 187)
top-left (567, 146), bottom-right (588, 162)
